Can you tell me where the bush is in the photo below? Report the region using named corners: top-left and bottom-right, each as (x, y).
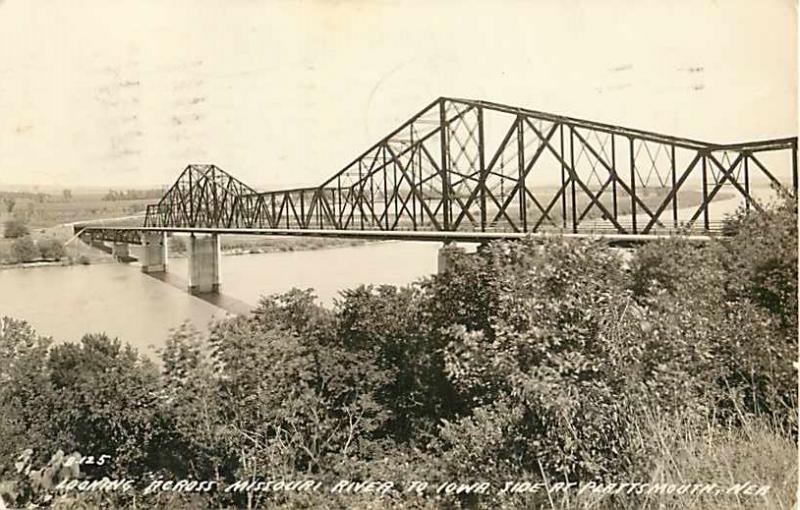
top-left (629, 194), bottom-right (797, 421)
top-left (11, 236), bottom-right (38, 262)
top-left (37, 239), bottom-right (65, 261)
top-left (3, 219), bottom-right (28, 239)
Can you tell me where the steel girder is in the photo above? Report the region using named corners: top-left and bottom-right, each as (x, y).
top-left (142, 98), bottom-right (798, 236)
top-left (76, 227), bottom-right (143, 245)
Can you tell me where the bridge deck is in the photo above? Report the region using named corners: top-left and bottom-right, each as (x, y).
top-left (75, 225), bottom-right (714, 246)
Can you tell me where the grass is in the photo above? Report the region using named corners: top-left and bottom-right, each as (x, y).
top-left (535, 408), bottom-right (797, 510)
top-left (8, 195), bottom-right (150, 228)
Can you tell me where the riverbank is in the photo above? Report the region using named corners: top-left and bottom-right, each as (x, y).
top-left (0, 231), bottom-right (372, 270)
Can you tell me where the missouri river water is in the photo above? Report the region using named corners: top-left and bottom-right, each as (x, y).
top-left (0, 241), bottom-right (444, 358)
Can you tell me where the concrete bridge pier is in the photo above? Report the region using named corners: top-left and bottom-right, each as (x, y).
top-left (111, 242), bottom-right (130, 261)
top-left (188, 234), bottom-right (220, 294)
top-left (437, 242), bottom-right (465, 275)
top-left (141, 232), bottom-right (168, 273)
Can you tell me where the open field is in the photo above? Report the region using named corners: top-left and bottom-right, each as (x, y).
top-left (4, 194), bottom-right (151, 228)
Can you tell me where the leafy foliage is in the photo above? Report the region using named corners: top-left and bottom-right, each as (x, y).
top-left (11, 235), bottom-right (37, 262)
top-left (38, 239), bottom-right (66, 261)
top-left (0, 196), bottom-right (796, 509)
top-left (3, 218), bottom-right (28, 239)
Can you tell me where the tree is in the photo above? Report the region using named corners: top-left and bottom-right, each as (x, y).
top-left (0, 318), bottom-right (55, 508)
top-left (154, 293), bottom-right (393, 509)
top-left (11, 236), bottom-right (37, 262)
top-left (37, 239), bottom-right (65, 261)
top-left (45, 334), bottom-right (162, 480)
top-left (336, 284), bottom-right (463, 443)
top-left (62, 189), bottom-right (72, 201)
top-left (3, 219), bottom-right (28, 239)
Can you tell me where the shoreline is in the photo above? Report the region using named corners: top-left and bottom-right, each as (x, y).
top-left (0, 240), bottom-right (378, 271)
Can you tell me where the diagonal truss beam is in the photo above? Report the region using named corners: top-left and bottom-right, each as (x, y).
top-left (140, 98), bottom-right (797, 237)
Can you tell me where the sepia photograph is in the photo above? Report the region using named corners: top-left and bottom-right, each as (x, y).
top-left (0, 1), bottom-right (797, 508)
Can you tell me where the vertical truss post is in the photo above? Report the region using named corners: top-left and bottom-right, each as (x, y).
top-left (285, 193), bottom-right (290, 229)
top-left (418, 142), bottom-right (425, 228)
top-left (382, 146), bottom-right (389, 230)
top-left (611, 134), bottom-right (618, 221)
top-left (336, 176), bottom-right (342, 227)
top-left (701, 153), bottom-right (709, 231)
top-left (560, 124), bottom-right (567, 229)
top-left (358, 160), bottom-right (365, 230)
top-left (743, 153), bottom-right (750, 212)
top-left (316, 190), bottom-right (322, 229)
top-left (270, 194), bottom-right (276, 228)
top-left (478, 106), bottom-right (487, 232)
top-left (671, 144), bottom-right (678, 228)
top-left (417, 141), bottom-right (431, 228)
top-left (299, 191), bottom-right (305, 228)
top-left (330, 188), bottom-right (337, 228)
top-left (410, 155), bottom-right (418, 230)
top-left (792, 141), bottom-right (798, 194)
top-left (569, 127), bottom-right (577, 233)
top-left (410, 127), bottom-right (418, 230)
top-left (438, 98), bottom-right (451, 231)
top-left (369, 167), bottom-right (376, 228)
top-left (188, 169), bottom-right (194, 227)
top-left (516, 116), bottom-right (527, 232)
top-left (629, 138), bottom-right (637, 234)
top-left (392, 154), bottom-right (399, 226)
top-left (210, 166), bottom-right (217, 224)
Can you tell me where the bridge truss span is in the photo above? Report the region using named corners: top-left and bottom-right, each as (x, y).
top-left (135, 97), bottom-right (796, 238)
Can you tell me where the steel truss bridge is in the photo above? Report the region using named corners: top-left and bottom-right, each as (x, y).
top-left (77, 97), bottom-right (797, 246)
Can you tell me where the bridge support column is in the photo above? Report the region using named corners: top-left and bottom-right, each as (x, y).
top-left (437, 242), bottom-right (464, 275)
top-left (141, 232), bottom-right (168, 273)
top-left (188, 234), bottom-right (220, 294)
top-left (111, 242), bottom-right (130, 261)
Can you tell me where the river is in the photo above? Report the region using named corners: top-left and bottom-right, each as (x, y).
top-left (0, 241), bottom-right (444, 358)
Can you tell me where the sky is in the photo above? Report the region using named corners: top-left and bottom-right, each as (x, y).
top-left (0, 0), bottom-right (796, 189)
